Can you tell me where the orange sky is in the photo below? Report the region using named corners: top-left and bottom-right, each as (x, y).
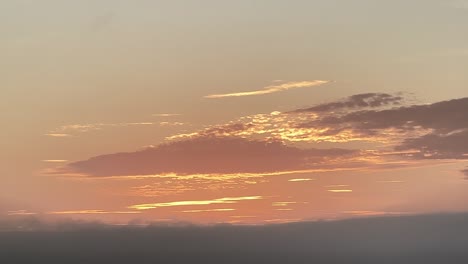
top-left (1, 0), bottom-right (468, 224)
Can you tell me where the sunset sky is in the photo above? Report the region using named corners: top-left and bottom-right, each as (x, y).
top-left (2, 0), bottom-right (468, 225)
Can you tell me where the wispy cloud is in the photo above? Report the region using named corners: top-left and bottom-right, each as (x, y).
top-left (129, 196), bottom-right (263, 210)
top-left (204, 80), bottom-right (329, 99)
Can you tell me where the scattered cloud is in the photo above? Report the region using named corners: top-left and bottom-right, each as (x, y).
top-left (204, 80), bottom-right (329, 98)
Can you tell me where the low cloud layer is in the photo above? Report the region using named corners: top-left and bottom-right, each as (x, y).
top-left (1, 213), bottom-right (468, 263)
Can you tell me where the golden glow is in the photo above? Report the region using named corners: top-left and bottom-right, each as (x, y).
top-left (204, 80), bottom-right (329, 98)
top-left (129, 196), bottom-right (263, 210)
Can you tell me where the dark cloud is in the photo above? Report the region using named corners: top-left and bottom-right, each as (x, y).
top-left (295, 93), bottom-right (403, 113)
top-left (2, 213), bottom-right (468, 263)
top-left (58, 137), bottom-right (355, 177)
top-left (296, 97), bottom-right (468, 159)
top-left (396, 130), bottom-right (468, 159)
top-left (314, 97), bottom-right (468, 132)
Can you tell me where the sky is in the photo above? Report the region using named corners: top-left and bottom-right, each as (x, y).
top-left (1, 0), bottom-right (468, 225)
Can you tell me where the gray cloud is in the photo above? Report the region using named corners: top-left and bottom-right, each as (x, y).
top-left (313, 97), bottom-right (468, 132)
top-left (295, 93), bottom-right (403, 113)
top-left (296, 97), bottom-right (468, 159)
top-left (57, 137), bottom-right (355, 177)
top-left (396, 130), bottom-right (468, 159)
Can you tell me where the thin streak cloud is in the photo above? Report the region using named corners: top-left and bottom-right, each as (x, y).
top-left (129, 196), bottom-right (263, 210)
top-left (180, 209), bottom-right (236, 213)
top-left (204, 80), bottom-right (329, 98)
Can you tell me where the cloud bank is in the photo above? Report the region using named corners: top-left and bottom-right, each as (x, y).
top-left (1, 213), bottom-right (468, 263)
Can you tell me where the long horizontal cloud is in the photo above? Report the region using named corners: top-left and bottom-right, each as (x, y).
top-left (204, 80), bottom-right (329, 98)
top-left (129, 196), bottom-right (263, 210)
top-left (56, 137), bottom-right (356, 177)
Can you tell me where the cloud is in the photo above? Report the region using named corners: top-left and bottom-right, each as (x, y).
top-left (396, 130), bottom-right (468, 159)
top-left (288, 178), bottom-right (315, 182)
top-left (47, 122), bottom-right (156, 137)
top-left (204, 80), bottom-right (329, 98)
top-left (42, 160), bottom-right (68, 163)
top-left (295, 93), bottom-right (403, 112)
top-left (153, 113), bottom-right (181, 117)
top-left (56, 137), bottom-right (356, 177)
top-left (7, 210), bottom-right (37, 216)
top-left (2, 213), bottom-right (468, 263)
top-left (129, 196), bottom-right (263, 210)
top-left (180, 209), bottom-right (236, 213)
top-left (314, 97), bottom-right (468, 132)
top-left (462, 168), bottom-right (468, 179)
top-left (45, 133), bottom-right (72, 137)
